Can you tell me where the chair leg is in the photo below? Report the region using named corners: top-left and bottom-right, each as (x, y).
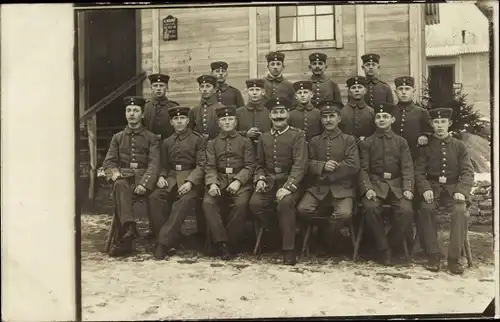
top-left (254, 227), bottom-right (264, 255)
top-left (205, 224), bottom-right (212, 254)
top-left (104, 211), bottom-right (117, 253)
top-left (301, 224), bottom-right (312, 258)
top-left (464, 231), bottom-right (473, 268)
top-left (403, 239), bottom-right (410, 261)
top-left (353, 215), bottom-right (364, 261)
top-left (349, 221), bottom-right (356, 250)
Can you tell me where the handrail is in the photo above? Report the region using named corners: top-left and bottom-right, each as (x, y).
top-left (79, 71), bottom-right (147, 123)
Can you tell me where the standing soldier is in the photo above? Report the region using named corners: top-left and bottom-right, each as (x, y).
top-left (361, 53), bottom-right (395, 107)
top-left (150, 106), bottom-right (207, 260)
top-left (237, 78), bottom-right (271, 144)
top-left (340, 76), bottom-right (376, 141)
top-left (288, 80), bottom-right (322, 141)
top-left (249, 97), bottom-right (308, 266)
top-left (263, 51), bottom-right (296, 107)
top-left (190, 75), bottom-right (224, 140)
top-left (102, 96), bottom-right (160, 256)
top-left (415, 108), bottom-right (474, 275)
top-left (211, 61), bottom-right (245, 108)
top-left (308, 52), bottom-right (343, 108)
top-left (358, 103), bottom-right (414, 265)
top-left (203, 105), bottom-right (255, 259)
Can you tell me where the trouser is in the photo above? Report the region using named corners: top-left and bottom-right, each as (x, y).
top-left (297, 191), bottom-right (353, 221)
top-left (362, 191), bottom-right (413, 252)
top-left (248, 187), bottom-right (301, 251)
top-left (202, 186), bottom-right (252, 248)
top-left (112, 178), bottom-right (150, 238)
top-left (149, 187), bottom-right (201, 247)
top-left (418, 191), bottom-right (468, 260)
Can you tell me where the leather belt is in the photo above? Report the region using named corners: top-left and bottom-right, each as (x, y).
top-left (267, 166), bottom-right (291, 174)
top-left (217, 167), bottom-right (243, 174)
top-left (427, 174), bottom-right (458, 184)
top-left (122, 162), bottom-right (146, 170)
top-left (174, 164), bottom-right (196, 171)
top-left (370, 171), bottom-right (400, 180)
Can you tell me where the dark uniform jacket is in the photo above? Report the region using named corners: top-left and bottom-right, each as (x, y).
top-left (143, 97), bottom-right (180, 140)
top-left (364, 76), bottom-right (394, 107)
top-left (309, 74), bottom-right (343, 108)
top-left (414, 134), bottom-right (474, 198)
top-left (392, 102), bottom-right (433, 158)
top-left (254, 126), bottom-right (308, 193)
top-left (288, 103), bottom-right (322, 141)
top-left (189, 94), bottom-right (224, 140)
top-left (215, 83), bottom-right (245, 108)
top-left (359, 129), bottom-right (414, 199)
top-left (158, 128), bottom-right (206, 193)
top-left (102, 126), bottom-right (160, 191)
top-left (263, 74), bottom-right (296, 107)
top-left (339, 99), bottom-right (376, 139)
top-left (205, 130), bottom-right (255, 190)
top-left (236, 101), bottom-right (271, 141)
top-left (306, 128), bottom-right (359, 199)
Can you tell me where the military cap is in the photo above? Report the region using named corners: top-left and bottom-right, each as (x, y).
top-left (318, 101), bottom-right (342, 115)
top-left (309, 52), bottom-right (327, 63)
top-left (197, 75), bottom-right (217, 87)
top-left (293, 80), bottom-right (313, 92)
top-left (375, 102), bottom-right (396, 115)
top-left (245, 78), bottom-right (265, 89)
top-left (394, 76), bottom-right (415, 88)
top-left (148, 73), bottom-right (170, 84)
top-left (346, 76), bottom-right (367, 88)
top-left (167, 106), bottom-right (190, 118)
top-left (265, 51), bottom-right (285, 63)
top-left (123, 96), bottom-right (146, 107)
top-left (429, 108), bottom-right (453, 120)
top-left (210, 61), bottom-right (228, 71)
top-left (265, 96), bottom-right (291, 110)
top-left (361, 53), bottom-right (380, 64)
top-left (215, 105), bottom-right (237, 118)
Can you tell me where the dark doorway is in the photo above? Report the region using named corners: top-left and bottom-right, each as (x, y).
top-left (429, 65), bottom-right (455, 106)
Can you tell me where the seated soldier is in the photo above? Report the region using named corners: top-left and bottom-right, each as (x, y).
top-left (102, 96), bottom-right (160, 257)
top-left (288, 80), bottom-right (322, 142)
top-left (358, 103), bottom-right (414, 265)
top-left (248, 97), bottom-right (308, 266)
top-left (203, 105), bottom-right (255, 259)
top-left (149, 106), bottom-right (207, 260)
top-left (296, 101), bottom-right (360, 245)
top-left (415, 108), bottom-right (474, 275)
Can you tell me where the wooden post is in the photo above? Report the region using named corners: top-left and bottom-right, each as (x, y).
top-left (268, 6), bottom-right (277, 52)
top-left (248, 6), bottom-right (258, 78)
top-left (86, 117), bottom-right (97, 202)
top-left (152, 8), bottom-right (160, 73)
top-left (409, 4), bottom-right (425, 99)
top-left (355, 5), bottom-right (365, 76)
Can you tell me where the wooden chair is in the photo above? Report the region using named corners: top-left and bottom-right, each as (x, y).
top-left (104, 208), bottom-right (118, 253)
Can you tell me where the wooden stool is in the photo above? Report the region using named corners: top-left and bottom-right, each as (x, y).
top-left (253, 221), bottom-right (264, 255)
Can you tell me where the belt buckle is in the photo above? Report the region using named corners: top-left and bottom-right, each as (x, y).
top-left (202, 134), bottom-right (209, 140)
top-left (383, 172), bottom-right (392, 179)
top-left (130, 162), bottom-right (138, 169)
top-left (175, 165), bottom-right (182, 171)
top-left (225, 167), bottom-right (233, 174)
top-left (438, 176), bottom-right (447, 184)
top-left (274, 167), bottom-right (282, 174)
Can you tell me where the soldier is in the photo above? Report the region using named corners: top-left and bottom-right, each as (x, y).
top-left (358, 102), bottom-right (414, 265)
top-left (308, 52), bottom-right (343, 108)
top-left (143, 73), bottom-right (180, 140)
top-left (296, 101), bottom-right (360, 241)
top-left (248, 97), bottom-right (308, 266)
top-left (236, 78), bottom-right (271, 144)
top-left (361, 53), bottom-right (395, 107)
top-left (189, 75), bottom-right (225, 140)
top-left (211, 61), bottom-right (245, 108)
top-left (340, 76), bottom-right (376, 141)
top-left (102, 96), bottom-right (160, 256)
top-left (415, 108), bottom-right (474, 275)
top-left (203, 105), bottom-right (255, 259)
top-left (263, 51), bottom-right (296, 107)
top-left (150, 106), bottom-right (207, 260)
top-left (288, 80), bottom-right (322, 141)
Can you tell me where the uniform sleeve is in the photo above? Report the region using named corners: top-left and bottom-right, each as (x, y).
top-left (102, 134), bottom-right (121, 180)
top-left (139, 135), bottom-right (160, 191)
top-left (331, 81), bottom-right (344, 107)
top-left (159, 139), bottom-right (169, 178)
top-left (236, 89), bottom-right (245, 108)
top-left (368, 108), bottom-right (376, 137)
top-left (414, 147), bottom-right (431, 195)
top-left (455, 141), bottom-right (474, 196)
top-left (142, 102), bottom-right (152, 128)
top-left (188, 107), bottom-right (197, 130)
top-left (253, 137), bottom-right (267, 184)
top-left (400, 138), bottom-right (415, 193)
top-left (328, 136), bottom-right (360, 182)
top-left (186, 136), bottom-right (207, 186)
top-left (289, 82), bottom-right (298, 108)
top-left (282, 132), bottom-right (308, 192)
top-left (420, 108), bottom-right (434, 137)
top-left (358, 139), bottom-right (373, 195)
top-left (204, 139), bottom-right (219, 187)
top-left (307, 137), bottom-right (326, 176)
top-left (234, 137), bottom-right (255, 185)
top-left (386, 85), bottom-right (395, 104)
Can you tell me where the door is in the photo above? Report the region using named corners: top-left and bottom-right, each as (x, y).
top-left (429, 65), bottom-right (455, 107)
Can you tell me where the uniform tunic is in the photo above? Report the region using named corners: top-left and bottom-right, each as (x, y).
top-left (143, 97), bottom-right (180, 140)
top-left (288, 103), bottom-right (322, 141)
top-left (309, 74), bottom-right (344, 108)
top-left (236, 101), bottom-right (271, 142)
top-left (364, 76), bottom-right (395, 107)
top-left (339, 99), bottom-right (376, 139)
top-left (215, 83), bottom-right (245, 108)
top-left (262, 74), bottom-right (296, 107)
top-left (189, 94), bottom-right (224, 140)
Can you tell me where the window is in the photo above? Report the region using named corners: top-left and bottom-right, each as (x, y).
top-left (429, 65), bottom-right (456, 105)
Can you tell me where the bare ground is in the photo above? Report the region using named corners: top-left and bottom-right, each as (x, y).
top-left (81, 213), bottom-right (495, 321)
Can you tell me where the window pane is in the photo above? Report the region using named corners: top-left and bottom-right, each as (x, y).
top-left (315, 5), bottom-right (333, 15)
top-left (279, 17), bottom-right (296, 42)
top-left (297, 16), bottom-right (315, 41)
top-left (297, 5), bottom-right (315, 16)
top-left (278, 6), bottom-right (296, 17)
top-left (316, 15), bottom-right (334, 40)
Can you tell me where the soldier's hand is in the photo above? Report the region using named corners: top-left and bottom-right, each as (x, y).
top-left (276, 188), bottom-right (291, 202)
top-left (403, 190), bottom-right (414, 200)
top-left (178, 181), bottom-right (193, 196)
top-left (246, 127), bottom-right (260, 138)
top-left (157, 176), bottom-right (168, 189)
top-left (134, 184), bottom-right (147, 195)
top-left (111, 171), bottom-right (122, 182)
top-left (365, 189), bottom-right (377, 200)
top-left (255, 180), bottom-right (267, 192)
top-left (324, 160), bottom-right (337, 172)
top-left (226, 180), bottom-right (241, 195)
top-left (453, 192), bottom-right (466, 202)
top-left (417, 135), bottom-right (429, 146)
top-left (208, 184), bottom-right (221, 197)
top-left (423, 190), bottom-right (434, 203)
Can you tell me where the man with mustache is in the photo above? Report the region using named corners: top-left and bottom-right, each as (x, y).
top-left (288, 80), bottom-right (322, 142)
top-left (150, 106), bottom-right (207, 260)
top-left (203, 105), bottom-right (255, 260)
top-left (308, 52), bottom-right (343, 109)
top-left (249, 97), bottom-right (308, 266)
top-left (262, 51), bottom-right (296, 108)
top-left (211, 61), bottom-right (245, 108)
top-left (358, 102), bottom-right (414, 266)
top-left (360, 53), bottom-right (395, 107)
top-left (414, 108), bottom-right (474, 275)
top-left (102, 96), bottom-right (160, 257)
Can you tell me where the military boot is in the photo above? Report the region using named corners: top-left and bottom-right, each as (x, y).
top-left (283, 250), bottom-right (297, 266)
top-left (448, 258), bottom-right (464, 275)
top-left (426, 254), bottom-right (441, 272)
